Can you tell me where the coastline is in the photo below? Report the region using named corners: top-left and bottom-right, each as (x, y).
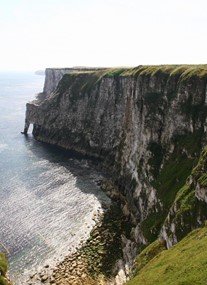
top-left (9, 196), bottom-right (108, 285)
top-left (5, 155), bottom-right (113, 285)
top-left (25, 182), bottom-right (127, 285)
top-left (26, 207), bottom-right (106, 285)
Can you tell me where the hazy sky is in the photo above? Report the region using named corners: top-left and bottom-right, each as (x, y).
top-left (0, 0), bottom-right (207, 71)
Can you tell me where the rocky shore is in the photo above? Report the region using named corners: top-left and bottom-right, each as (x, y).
top-left (26, 181), bottom-right (129, 285)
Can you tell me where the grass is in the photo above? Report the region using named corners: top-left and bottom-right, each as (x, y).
top-left (130, 240), bottom-right (167, 278)
top-left (0, 252), bottom-right (9, 285)
top-left (56, 65), bottom-right (207, 97)
top-left (0, 252), bottom-right (8, 277)
top-left (126, 224), bottom-right (207, 285)
top-left (121, 64), bottom-right (207, 79)
top-left (0, 277), bottom-right (8, 285)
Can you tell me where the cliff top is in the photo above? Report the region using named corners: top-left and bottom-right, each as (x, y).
top-left (45, 67), bottom-right (108, 72)
top-left (60, 64), bottom-right (207, 81)
top-left (55, 64), bottom-right (207, 96)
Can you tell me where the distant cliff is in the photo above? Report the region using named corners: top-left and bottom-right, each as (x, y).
top-left (24, 65), bottom-right (207, 283)
top-left (43, 67), bottom-right (107, 95)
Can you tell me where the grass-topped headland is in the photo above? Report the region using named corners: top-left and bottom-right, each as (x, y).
top-left (121, 64), bottom-right (207, 79)
top-left (60, 64), bottom-right (207, 78)
top-left (70, 64), bottom-right (207, 78)
top-left (56, 64), bottom-right (207, 96)
top-left (65, 64), bottom-right (207, 77)
top-left (107, 64), bottom-right (207, 80)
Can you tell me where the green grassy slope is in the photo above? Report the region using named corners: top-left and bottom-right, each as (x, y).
top-left (0, 252), bottom-right (8, 276)
top-left (126, 224), bottom-right (207, 285)
top-left (97, 64), bottom-right (207, 80)
top-left (0, 252), bottom-right (9, 285)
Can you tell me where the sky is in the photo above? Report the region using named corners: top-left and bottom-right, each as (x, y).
top-left (0, 0), bottom-right (207, 71)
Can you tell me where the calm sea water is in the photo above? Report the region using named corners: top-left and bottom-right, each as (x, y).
top-left (0, 72), bottom-right (110, 284)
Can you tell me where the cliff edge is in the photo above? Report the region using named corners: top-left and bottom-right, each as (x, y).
top-left (24, 65), bottom-right (207, 283)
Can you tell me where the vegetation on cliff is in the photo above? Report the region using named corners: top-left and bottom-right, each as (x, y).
top-left (0, 252), bottom-right (10, 285)
top-left (142, 130), bottom-right (204, 242)
top-left (57, 65), bottom-right (207, 93)
top-left (126, 223), bottom-right (207, 285)
top-left (161, 146), bottom-right (207, 241)
top-left (127, 146), bottom-right (207, 284)
top-left (26, 64), bottom-right (207, 284)
top-left (101, 64), bottom-right (207, 80)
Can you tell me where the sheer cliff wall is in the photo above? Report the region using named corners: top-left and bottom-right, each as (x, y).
top-left (43, 67), bottom-right (106, 95)
top-left (25, 65), bottom-right (207, 256)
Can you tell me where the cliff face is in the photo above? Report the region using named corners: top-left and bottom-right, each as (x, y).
top-left (43, 68), bottom-right (74, 95)
top-left (25, 65), bottom-right (207, 279)
top-left (43, 67), bottom-right (105, 95)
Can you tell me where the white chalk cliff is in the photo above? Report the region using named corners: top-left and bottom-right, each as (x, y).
top-left (24, 66), bottom-right (207, 283)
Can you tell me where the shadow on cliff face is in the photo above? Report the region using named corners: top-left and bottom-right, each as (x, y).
top-left (21, 133), bottom-right (111, 207)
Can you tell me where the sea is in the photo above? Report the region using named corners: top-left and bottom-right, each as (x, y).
top-left (0, 71), bottom-right (110, 284)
